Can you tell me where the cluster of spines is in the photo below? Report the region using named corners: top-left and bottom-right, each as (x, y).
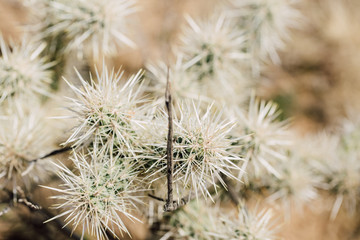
top-left (0, 0), bottom-right (315, 240)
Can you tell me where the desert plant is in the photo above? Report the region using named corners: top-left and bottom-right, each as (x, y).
top-left (3, 1), bottom-right (358, 240)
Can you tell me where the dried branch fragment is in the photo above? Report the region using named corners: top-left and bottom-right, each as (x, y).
top-left (148, 194), bottom-right (190, 210)
top-left (16, 187), bottom-right (42, 210)
top-left (148, 194), bottom-right (167, 202)
top-left (29, 146), bottom-right (71, 163)
top-left (164, 66), bottom-right (175, 212)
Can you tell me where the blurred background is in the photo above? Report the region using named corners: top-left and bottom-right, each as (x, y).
top-left (1, 0), bottom-right (360, 239)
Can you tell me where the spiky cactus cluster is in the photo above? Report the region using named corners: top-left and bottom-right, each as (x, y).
top-left (165, 200), bottom-right (277, 240)
top-left (141, 103), bottom-right (242, 199)
top-left (45, 152), bottom-right (142, 239)
top-left (45, 0), bottom-right (137, 59)
top-left (232, 95), bottom-right (292, 179)
top-left (0, 36), bottom-right (53, 103)
top-left (0, 33), bottom-right (56, 196)
top-left (6, 0), bottom-right (354, 240)
top-left (311, 121), bottom-right (360, 219)
top-left (227, 0), bottom-right (301, 71)
top-left (64, 67), bottom-right (147, 157)
top-left (0, 103), bottom-right (54, 192)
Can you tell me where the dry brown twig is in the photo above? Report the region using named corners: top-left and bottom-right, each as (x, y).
top-left (28, 146), bottom-right (72, 163)
top-left (148, 66), bottom-right (193, 212)
top-left (164, 66), bottom-right (176, 212)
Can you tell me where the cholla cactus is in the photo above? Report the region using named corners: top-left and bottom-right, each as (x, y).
top-left (178, 14), bottom-right (247, 82)
top-left (64, 65), bottom-right (148, 159)
top-left (233, 95), bottom-right (291, 179)
top-left (45, 152), bottom-right (142, 239)
top-left (0, 36), bottom-right (53, 103)
top-left (266, 153), bottom-right (320, 211)
top-left (323, 153), bottom-right (360, 219)
top-left (47, 0), bottom-right (138, 59)
top-left (0, 0), bottom-right (321, 239)
top-left (167, 201), bottom-right (225, 239)
top-left (313, 122), bottom-right (360, 219)
top-left (146, 55), bottom-right (211, 105)
top-left (175, 14), bottom-right (250, 106)
top-left (147, 13), bottom-right (251, 107)
top-left (227, 0), bottom-right (300, 72)
top-left (0, 102), bottom-right (54, 192)
top-left (143, 102), bottom-right (242, 199)
top-left (224, 204), bottom-right (278, 240)
top-left (167, 201), bottom-right (278, 240)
